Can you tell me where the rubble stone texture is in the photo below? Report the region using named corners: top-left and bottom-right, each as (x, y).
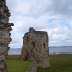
top-left (26, 61), bottom-right (37, 72)
top-left (21, 27), bottom-right (50, 69)
top-left (0, 0), bottom-right (14, 72)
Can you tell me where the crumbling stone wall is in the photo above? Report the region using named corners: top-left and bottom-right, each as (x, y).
top-left (21, 27), bottom-right (50, 69)
top-left (0, 0), bottom-right (14, 72)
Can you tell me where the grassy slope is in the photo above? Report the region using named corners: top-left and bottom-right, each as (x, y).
top-left (7, 59), bottom-right (31, 72)
top-left (7, 54), bottom-right (72, 72)
top-left (37, 54), bottom-right (72, 72)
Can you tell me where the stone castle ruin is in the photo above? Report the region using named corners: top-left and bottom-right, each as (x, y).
top-left (21, 27), bottom-right (50, 69)
top-left (0, 0), bottom-right (14, 72)
top-left (0, 0), bottom-right (50, 72)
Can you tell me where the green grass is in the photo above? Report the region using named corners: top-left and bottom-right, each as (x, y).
top-left (8, 55), bottom-right (21, 60)
top-left (7, 59), bottom-right (31, 72)
top-left (37, 54), bottom-right (72, 72)
top-left (7, 54), bottom-right (72, 72)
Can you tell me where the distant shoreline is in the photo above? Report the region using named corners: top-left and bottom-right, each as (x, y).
top-left (8, 46), bottom-right (72, 55)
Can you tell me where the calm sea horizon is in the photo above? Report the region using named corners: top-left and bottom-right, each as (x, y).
top-left (8, 46), bottom-right (72, 55)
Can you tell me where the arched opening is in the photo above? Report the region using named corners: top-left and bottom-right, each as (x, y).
top-left (25, 51), bottom-right (29, 60)
top-left (43, 43), bottom-right (45, 48)
top-left (27, 36), bottom-right (29, 42)
top-left (32, 42), bottom-right (35, 47)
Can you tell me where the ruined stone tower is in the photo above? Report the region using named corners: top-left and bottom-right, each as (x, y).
top-left (21, 27), bottom-right (50, 68)
top-left (0, 0), bottom-right (14, 72)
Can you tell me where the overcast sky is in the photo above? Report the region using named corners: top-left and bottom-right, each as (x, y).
top-left (6, 0), bottom-right (72, 48)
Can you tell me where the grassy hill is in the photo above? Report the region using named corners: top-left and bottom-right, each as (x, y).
top-left (7, 54), bottom-right (72, 72)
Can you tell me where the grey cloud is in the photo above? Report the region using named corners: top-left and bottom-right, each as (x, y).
top-left (6, 0), bottom-right (72, 47)
top-left (48, 0), bottom-right (72, 17)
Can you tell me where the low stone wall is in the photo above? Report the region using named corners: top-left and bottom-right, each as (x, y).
top-left (26, 61), bottom-right (37, 72)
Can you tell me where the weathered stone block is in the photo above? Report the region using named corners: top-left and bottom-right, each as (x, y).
top-left (26, 61), bottom-right (37, 72)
